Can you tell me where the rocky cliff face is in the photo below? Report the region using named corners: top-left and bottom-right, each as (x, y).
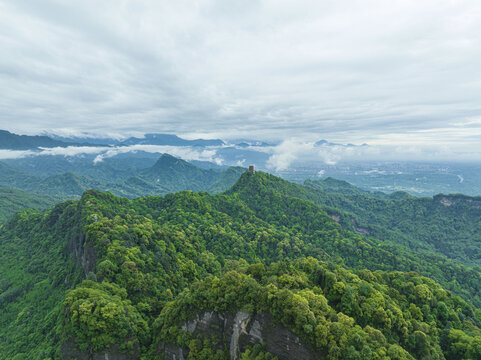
top-left (67, 229), bottom-right (97, 276)
top-left (159, 311), bottom-right (320, 360)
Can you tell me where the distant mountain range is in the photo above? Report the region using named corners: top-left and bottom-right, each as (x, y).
top-left (0, 130), bottom-right (226, 149)
top-left (0, 188), bottom-right (57, 223)
top-left (0, 153), bottom-right (245, 200)
top-left (50, 131), bottom-right (225, 147)
top-left (0, 130), bottom-right (92, 149)
top-left (5, 129), bottom-right (481, 197)
top-left (121, 133), bottom-right (224, 147)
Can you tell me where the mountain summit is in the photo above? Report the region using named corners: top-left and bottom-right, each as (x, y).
top-left (140, 154), bottom-right (245, 193)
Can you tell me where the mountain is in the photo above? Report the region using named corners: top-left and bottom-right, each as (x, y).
top-left (51, 132), bottom-right (225, 147)
top-left (0, 155), bottom-right (245, 199)
top-left (0, 130), bottom-right (67, 149)
top-left (121, 133), bottom-right (224, 147)
top-left (303, 179), bottom-right (481, 267)
top-left (305, 177), bottom-right (413, 199)
top-left (230, 173), bottom-right (481, 268)
top-left (227, 172), bottom-right (481, 303)
top-left (2, 172), bottom-right (481, 358)
top-left (0, 161), bottom-right (41, 189)
top-left (314, 139), bottom-right (361, 147)
top-left (140, 153), bottom-right (245, 193)
top-left (47, 134), bottom-right (122, 145)
top-left (4, 153), bottom-right (159, 180)
top-left (34, 172), bottom-right (96, 196)
top-left (0, 188), bottom-right (57, 223)
top-left (0, 130), bottom-right (98, 149)
top-left (4, 152), bottom-right (481, 270)
top-left (305, 177), bottom-right (370, 195)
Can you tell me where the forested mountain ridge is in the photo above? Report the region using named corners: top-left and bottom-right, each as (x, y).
top-left (0, 155), bottom-right (244, 201)
top-left (0, 130), bottom-right (224, 149)
top-left (0, 130), bottom-right (96, 149)
top-left (304, 177), bottom-right (413, 199)
top-left (2, 171), bottom-right (481, 359)
top-left (139, 153), bottom-right (245, 193)
top-left (303, 178), bottom-right (481, 267)
top-left (0, 188), bottom-right (57, 223)
top-left (229, 172), bottom-right (481, 268)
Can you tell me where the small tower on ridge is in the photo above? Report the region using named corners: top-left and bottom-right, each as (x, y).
top-left (249, 164), bottom-right (255, 174)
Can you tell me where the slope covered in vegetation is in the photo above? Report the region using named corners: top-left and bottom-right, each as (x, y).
top-left (1, 171), bottom-right (481, 359)
top-left (157, 259), bottom-right (481, 359)
top-left (228, 172), bottom-right (481, 268)
top-left (139, 153), bottom-right (245, 193)
top-left (304, 178), bottom-right (481, 267)
top-left (0, 155), bottom-right (245, 199)
top-left (0, 188), bottom-right (57, 223)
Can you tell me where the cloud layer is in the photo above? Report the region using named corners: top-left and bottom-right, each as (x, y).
top-left (1, 0), bottom-right (481, 152)
top-left (0, 145), bottom-right (222, 165)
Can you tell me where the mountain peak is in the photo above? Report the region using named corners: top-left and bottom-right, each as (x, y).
top-left (228, 170), bottom-right (293, 195)
top-left (122, 133), bottom-right (224, 147)
top-left (152, 153), bottom-right (193, 170)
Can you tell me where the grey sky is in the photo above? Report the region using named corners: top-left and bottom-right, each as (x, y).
top-left (1, 0), bottom-right (481, 150)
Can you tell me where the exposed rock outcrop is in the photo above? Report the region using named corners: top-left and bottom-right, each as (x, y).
top-left (159, 311), bottom-right (320, 360)
top-left (67, 230), bottom-right (97, 276)
top-left (435, 194), bottom-right (481, 209)
top-left (330, 214), bottom-right (341, 223)
top-left (351, 219), bottom-right (369, 235)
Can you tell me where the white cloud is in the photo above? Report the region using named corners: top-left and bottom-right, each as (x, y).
top-left (267, 138), bottom-right (481, 171)
top-left (266, 139), bottom-right (315, 171)
top-left (0, 144), bottom-right (223, 164)
top-left (0, 0), bottom-right (481, 149)
top-left (0, 149), bottom-right (37, 159)
top-left (39, 146), bottom-right (112, 157)
top-left (91, 145), bottom-right (223, 164)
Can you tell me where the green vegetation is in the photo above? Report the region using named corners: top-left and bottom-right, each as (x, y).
top-left (304, 178), bottom-right (481, 267)
top-left (304, 177), bottom-right (413, 199)
top-left (0, 154), bottom-right (245, 199)
top-left (1, 171), bottom-right (481, 359)
top-left (0, 188), bottom-right (57, 223)
top-left (157, 258), bottom-right (481, 359)
top-left (0, 202), bottom-right (84, 358)
top-left (140, 154), bottom-right (245, 193)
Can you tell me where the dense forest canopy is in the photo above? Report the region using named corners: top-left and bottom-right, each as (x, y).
top-left (0, 155), bottom-right (244, 200)
top-left (303, 178), bottom-right (481, 267)
top-left (0, 188), bottom-right (57, 223)
top-left (1, 171), bottom-right (481, 359)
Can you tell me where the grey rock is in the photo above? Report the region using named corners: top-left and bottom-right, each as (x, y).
top-left (67, 230), bottom-right (97, 276)
top-left (160, 311), bottom-right (320, 360)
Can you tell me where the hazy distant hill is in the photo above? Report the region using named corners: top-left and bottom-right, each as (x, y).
top-left (0, 161), bottom-right (41, 189)
top-left (0, 130), bottom-right (98, 149)
top-left (0, 188), bottom-right (57, 223)
top-left (122, 133), bottom-right (224, 146)
top-left (305, 177), bottom-right (369, 195)
top-left (305, 177), bottom-right (413, 199)
top-left (0, 154), bottom-right (245, 198)
top-left (49, 132), bottom-right (225, 147)
top-left (140, 153), bottom-right (245, 193)
top-left (4, 154), bottom-right (158, 181)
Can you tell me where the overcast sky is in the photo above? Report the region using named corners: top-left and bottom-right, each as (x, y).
top-left (1, 0), bottom-right (481, 150)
